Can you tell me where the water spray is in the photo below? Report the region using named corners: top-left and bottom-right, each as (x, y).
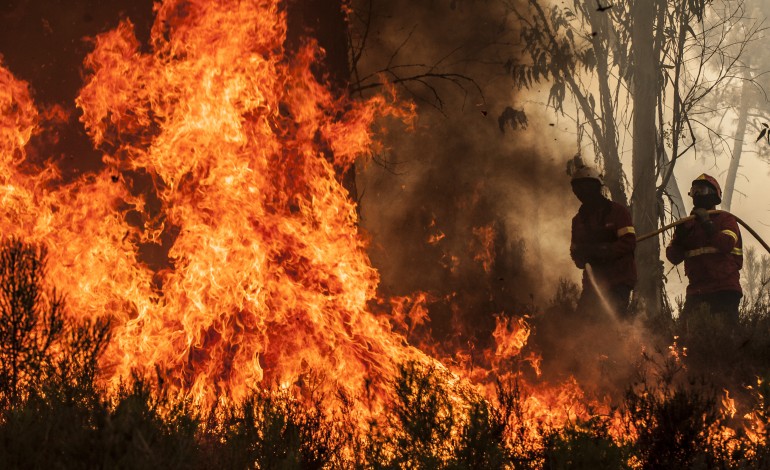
top-left (584, 263), bottom-right (617, 319)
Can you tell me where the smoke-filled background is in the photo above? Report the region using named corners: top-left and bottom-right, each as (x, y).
top-left (345, 0), bottom-right (649, 390)
top-left (353, 0), bottom-right (577, 333)
top-left (348, 0), bottom-right (647, 390)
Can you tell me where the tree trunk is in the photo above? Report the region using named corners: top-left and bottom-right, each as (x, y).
top-left (631, 0), bottom-right (663, 317)
top-left (587, 7), bottom-right (626, 207)
top-left (722, 68), bottom-right (753, 211)
top-left (660, 149), bottom-right (686, 217)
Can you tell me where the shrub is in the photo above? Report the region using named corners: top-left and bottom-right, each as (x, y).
top-left (201, 386), bottom-right (346, 469)
top-left (543, 418), bottom-right (628, 470)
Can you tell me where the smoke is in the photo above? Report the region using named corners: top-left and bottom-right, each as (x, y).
top-left (353, 0), bottom-right (581, 344)
top-left (349, 0), bottom-right (681, 401)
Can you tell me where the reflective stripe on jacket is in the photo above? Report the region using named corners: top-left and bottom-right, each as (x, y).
top-left (665, 211), bottom-right (742, 295)
top-left (570, 198), bottom-right (637, 289)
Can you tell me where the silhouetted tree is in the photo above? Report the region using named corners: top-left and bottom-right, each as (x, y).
top-left (0, 238), bottom-right (109, 408)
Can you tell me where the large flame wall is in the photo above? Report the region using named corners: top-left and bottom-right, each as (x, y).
top-left (0, 0), bottom-right (420, 406)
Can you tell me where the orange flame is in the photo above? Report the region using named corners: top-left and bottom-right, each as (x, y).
top-left (492, 315), bottom-right (530, 359)
top-left (0, 0), bottom-right (422, 408)
top-left (472, 223), bottom-right (496, 273)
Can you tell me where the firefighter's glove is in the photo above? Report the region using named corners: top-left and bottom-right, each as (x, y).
top-left (672, 223), bottom-right (690, 244)
top-left (692, 208), bottom-right (716, 236)
top-left (693, 208), bottom-right (710, 223)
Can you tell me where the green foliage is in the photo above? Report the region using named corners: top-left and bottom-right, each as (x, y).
top-left (618, 347), bottom-right (758, 469)
top-left (390, 362), bottom-right (455, 467)
top-left (452, 398), bottom-right (509, 469)
top-left (101, 377), bottom-right (200, 469)
top-left (0, 238), bottom-right (111, 409)
top-left (498, 106), bottom-right (528, 132)
top-left (363, 362), bottom-right (458, 468)
top-left (742, 246), bottom-right (770, 304)
top-left (0, 374), bottom-right (200, 469)
top-left (624, 381), bottom-right (719, 469)
top-left (0, 238), bottom-right (65, 406)
top-left (361, 364), bottom-right (531, 469)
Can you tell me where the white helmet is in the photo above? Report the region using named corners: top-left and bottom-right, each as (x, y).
top-left (570, 165), bottom-right (604, 185)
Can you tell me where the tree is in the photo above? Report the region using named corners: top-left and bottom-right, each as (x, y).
top-left (505, 0), bottom-right (630, 206)
top-left (718, 1), bottom-right (770, 210)
top-left (631, 0), bottom-right (661, 314)
top-left (287, 0), bottom-right (484, 210)
top-left (347, 0), bottom-right (483, 111)
top-left (722, 66), bottom-right (756, 211)
top-left (0, 239), bottom-right (64, 406)
top-left (0, 238), bottom-right (109, 408)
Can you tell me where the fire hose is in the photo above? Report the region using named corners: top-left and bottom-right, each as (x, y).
top-left (636, 210), bottom-right (770, 256)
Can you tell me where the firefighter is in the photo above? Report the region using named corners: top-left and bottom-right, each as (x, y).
top-left (666, 174), bottom-right (743, 327)
top-left (570, 166), bottom-right (637, 318)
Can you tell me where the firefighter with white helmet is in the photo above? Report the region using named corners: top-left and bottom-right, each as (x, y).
top-left (569, 164), bottom-right (637, 318)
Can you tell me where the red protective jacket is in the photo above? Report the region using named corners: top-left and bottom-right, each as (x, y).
top-left (570, 198), bottom-right (637, 289)
top-left (666, 211), bottom-right (743, 295)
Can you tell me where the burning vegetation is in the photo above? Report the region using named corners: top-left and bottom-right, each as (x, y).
top-left (1, 0), bottom-right (770, 468)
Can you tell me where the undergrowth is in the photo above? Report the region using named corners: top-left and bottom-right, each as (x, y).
top-left (3, 239), bottom-right (770, 468)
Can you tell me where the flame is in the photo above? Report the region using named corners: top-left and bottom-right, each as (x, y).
top-left (426, 217), bottom-right (446, 244)
top-left (389, 293), bottom-right (432, 339)
top-left (472, 223), bottom-right (496, 273)
top-left (743, 378), bottom-right (768, 447)
top-left (492, 315), bottom-right (530, 358)
top-left (723, 389), bottom-right (737, 419)
top-left (0, 26), bottom-right (608, 438)
top-left (0, 66), bottom-right (37, 160)
top-left (0, 0), bottom-right (424, 408)
top-left (427, 231), bottom-right (446, 245)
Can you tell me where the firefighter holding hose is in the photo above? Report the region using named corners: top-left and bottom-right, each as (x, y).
top-left (569, 165), bottom-right (637, 319)
top-left (666, 174), bottom-right (743, 327)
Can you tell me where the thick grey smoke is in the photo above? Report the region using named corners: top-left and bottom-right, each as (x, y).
top-left (354, 0), bottom-right (579, 345)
